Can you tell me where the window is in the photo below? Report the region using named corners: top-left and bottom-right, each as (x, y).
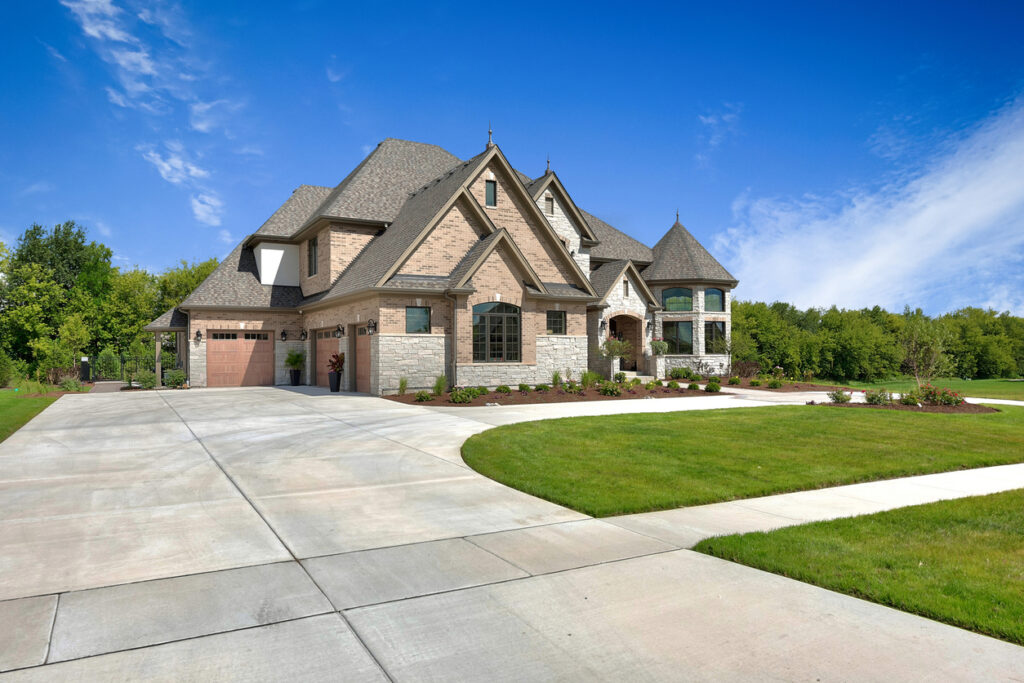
top-left (485, 180), bottom-right (497, 207)
top-left (705, 321), bottom-right (726, 354)
top-left (622, 279), bottom-right (629, 297)
top-left (663, 321), bottom-right (693, 354)
top-left (244, 332), bottom-right (269, 340)
top-left (546, 310), bottom-right (566, 335)
top-left (308, 237), bottom-right (318, 276)
top-left (662, 287), bottom-right (692, 312)
top-left (472, 302), bottom-right (520, 362)
top-left (211, 332), bottom-right (237, 340)
top-left (705, 288), bottom-right (724, 312)
top-left (545, 195), bottom-right (554, 215)
top-left (406, 306), bottom-right (430, 334)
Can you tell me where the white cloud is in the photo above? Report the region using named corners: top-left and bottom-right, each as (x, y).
top-left (189, 99), bottom-right (242, 133)
top-left (20, 181), bottom-right (55, 196)
top-left (138, 142), bottom-right (209, 184)
top-left (59, 0), bottom-right (134, 43)
top-left (217, 229), bottom-right (233, 244)
top-left (716, 97), bottom-right (1024, 316)
top-left (94, 220), bottom-right (113, 237)
top-left (326, 55), bottom-right (348, 83)
top-left (695, 103), bottom-right (742, 167)
top-left (39, 40), bottom-right (68, 62)
top-left (235, 144), bottom-right (263, 156)
top-left (191, 193), bottom-right (224, 226)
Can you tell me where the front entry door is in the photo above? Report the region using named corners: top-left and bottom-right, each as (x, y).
top-left (355, 326), bottom-right (370, 393)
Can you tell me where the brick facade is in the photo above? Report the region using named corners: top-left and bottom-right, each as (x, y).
top-left (398, 200), bottom-right (485, 276)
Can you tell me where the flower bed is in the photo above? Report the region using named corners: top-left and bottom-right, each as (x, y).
top-left (816, 402), bottom-right (997, 414)
top-left (383, 384), bottom-right (710, 407)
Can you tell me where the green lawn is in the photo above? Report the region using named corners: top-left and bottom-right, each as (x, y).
top-left (824, 377), bottom-right (1024, 401)
top-left (0, 390), bottom-right (57, 442)
top-left (695, 490), bottom-right (1024, 645)
top-left (461, 405), bottom-right (1024, 516)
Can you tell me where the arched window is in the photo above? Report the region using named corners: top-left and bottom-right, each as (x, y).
top-left (705, 288), bottom-right (725, 312)
top-left (472, 302), bottom-right (521, 362)
top-left (662, 287), bottom-right (692, 311)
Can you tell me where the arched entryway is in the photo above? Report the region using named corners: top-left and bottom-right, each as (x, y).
top-left (608, 314), bottom-right (643, 373)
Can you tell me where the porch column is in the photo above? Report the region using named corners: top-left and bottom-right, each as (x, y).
top-left (154, 332), bottom-right (162, 388)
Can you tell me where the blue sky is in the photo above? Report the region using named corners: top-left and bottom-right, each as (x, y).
top-left (3, 1), bottom-right (1024, 314)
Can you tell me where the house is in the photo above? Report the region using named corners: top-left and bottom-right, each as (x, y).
top-left (145, 138), bottom-right (738, 394)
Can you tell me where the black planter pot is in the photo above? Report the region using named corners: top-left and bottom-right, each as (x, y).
top-left (328, 371), bottom-right (340, 392)
top-left (289, 369), bottom-right (301, 386)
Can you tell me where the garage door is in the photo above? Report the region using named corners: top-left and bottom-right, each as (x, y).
top-left (315, 330), bottom-right (338, 387)
top-left (206, 331), bottom-right (274, 387)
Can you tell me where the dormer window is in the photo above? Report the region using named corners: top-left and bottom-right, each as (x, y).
top-left (307, 237), bottom-right (318, 276)
top-left (485, 180), bottom-right (497, 207)
top-left (545, 195), bottom-right (554, 215)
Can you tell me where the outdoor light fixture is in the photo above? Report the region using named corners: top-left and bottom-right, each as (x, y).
top-left (366, 319), bottom-right (377, 335)
top-left (195, 330), bottom-right (202, 342)
top-left (299, 329), bottom-right (308, 341)
top-left (646, 320), bottom-right (653, 333)
top-left (599, 319), bottom-right (607, 331)
top-left (280, 330), bottom-right (288, 341)
top-left (333, 324), bottom-right (343, 338)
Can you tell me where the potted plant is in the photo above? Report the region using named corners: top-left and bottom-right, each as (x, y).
top-left (285, 350), bottom-right (305, 386)
top-left (327, 353), bottom-right (344, 392)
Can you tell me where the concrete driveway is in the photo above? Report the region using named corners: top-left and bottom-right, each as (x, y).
top-left (1, 388), bottom-right (1022, 680)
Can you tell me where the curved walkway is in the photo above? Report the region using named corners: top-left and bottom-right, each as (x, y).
top-left (0, 388), bottom-right (1021, 680)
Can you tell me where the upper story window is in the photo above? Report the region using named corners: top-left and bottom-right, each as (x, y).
top-left (472, 302), bottom-right (520, 362)
top-left (406, 306), bottom-right (430, 334)
top-left (662, 287), bottom-right (693, 311)
top-left (307, 237), bottom-right (318, 276)
top-left (545, 195), bottom-right (554, 215)
top-left (705, 288), bottom-right (725, 312)
top-left (485, 180), bottom-right (497, 207)
top-left (622, 279), bottom-right (629, 298)
top-left (546, 310), bottom-right (566, 335)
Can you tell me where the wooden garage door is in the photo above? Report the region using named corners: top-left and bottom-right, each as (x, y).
top-left (356, 326), bottom-right (370, 393)
top-left (206, 331), bottom-right (274, 387)
top-left (315, 330), bottom-right (338, 387)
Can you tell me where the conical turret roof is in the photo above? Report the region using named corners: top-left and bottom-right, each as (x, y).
top-left (642, 220), bottom-right (737, 285)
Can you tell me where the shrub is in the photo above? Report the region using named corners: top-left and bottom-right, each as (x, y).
top-left (518, 383), bottom-right (531, 393)
top-left (285, 350), bottom-right (306, 370)
top-left (581, 371), bottom-right (602, 390)
top-left (767, 378), bottom-right (783, 389)
top-left (165, 369), bottom-right (187, 389)
top-left (749, 379), bottom-right (762, 387)
top-left (59, 375), bottom-right (83, 392)
top-left (95, 347), bottom-right (120, 379)
top-left (137, 369), bottom-right (158, 390)
top-left (0, 350), bottom-right (13, 388)
top-left (613, 372), bottom-right (627, 383)
top-left (644, 381), bottom-right (658, 390)
top-left (327, 353), bottom-right (345, 373)
top-left (415, 390), bottom-right (433, 402)
top-left (732, 360), bottom-right (760, 378)
top-left (475, 385), bottom-right (489, 397)
top-left (651, 340), bottom-right (669, 356)
top-left (667, 380), bottom-right (680, 389)
top-left (802, 370), bottom-right (815, 382)
top-left (598, 381), bottom-right (621, 396)
top-left (704, 380), bottom-right (721, 393)
top-left (827, 389), bottom-right (852, 404)
top-left (728, 376), bottom-right (741, 385)
top-left (899, 390), bottom-right (921, 406)
top-left (864, 388), bottom-right (892, 405)
top-left (772, 365), bottom-right (785, 379)
top-left (432, 375), bottom-right (447, 396)
top-left (535, 384), bottom-right (550, 392)
top-left (398, 377), bottom-right (408, 395)
top-left (630, 377), bottom-right (643, 387)
top-left (496, 385), bottom-right (512, 394)
top-left (565, 380), bottom-right (581, 394)
top-left (551, 370), bottom-right (562, 387)
top-left (688, 382), bottom-right (699, 390)
top-left (449, 388), bottom-right (473, 404)
top-left (653, 379), bottom-right (663, 386)
top-left (920, 384), bottom-right (965, 406)
top-left (670, 367), bottom-right (689, 380)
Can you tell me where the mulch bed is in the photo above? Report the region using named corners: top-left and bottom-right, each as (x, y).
top-left (724, 377), bottom-right (855, 393)
top-left (814, 402), bottom-right (998, 414)
top-left (384, 386), bottom-right (713, 407)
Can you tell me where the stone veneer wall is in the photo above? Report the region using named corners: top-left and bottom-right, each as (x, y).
top-left (375, 334), bottom-right (448, 394)
top-left (655, 354), bottom-right (731, 378)
top-left (188, 339), bottom-right (206, 387)
top-left (456, 335), bottom-right (587, 387)
top-left (535, 189), bottom-right (590, 273)
top-left (274, 339), bottom-right (309, 385)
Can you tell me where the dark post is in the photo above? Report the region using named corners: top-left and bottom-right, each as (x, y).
top-left (80, 357), bottom-right (90, 382)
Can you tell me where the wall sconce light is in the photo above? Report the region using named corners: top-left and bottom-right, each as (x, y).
top-left (195, 329), bottom-right (202, 342)
top-left (333, 324), bottom-right (343, 338)
top-left (280, 329), bottom-right (288, 341)
top-left (599, 319), bottom-right (607, 332)
top-left (366, 319), bottom-right (377, 335)
top-left (299, 329), bottom-right (308, 342)
top-left (646, 320), bottom-right (653, 333)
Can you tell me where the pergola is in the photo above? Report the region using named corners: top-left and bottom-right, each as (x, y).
top-left (142, 307), bottom-right (189, 388)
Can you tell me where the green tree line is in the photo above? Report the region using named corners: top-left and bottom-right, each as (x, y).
top-left (0, 221), bottom-right (217, 383)
top-left (730, 300), bottom-right (1024, 382)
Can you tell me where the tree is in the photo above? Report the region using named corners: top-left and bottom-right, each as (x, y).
top-left (10, 222), bottom-right (112, 293)
top-left (899, 308), bottom-right (950, 388)
top-left (96, 269), bottom-right (159, 354)
top-left (156, 258), bottom-right (218, 314)
top-left (0, 263), bottom-right (66, 359)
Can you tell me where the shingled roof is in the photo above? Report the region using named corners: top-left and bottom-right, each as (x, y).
top-left (180, 244), bottom-right (304, 309)
top-left (582, 210), bottom-right (653, 263)
top-left (642, 220), bottom-right (738, 285)
top-left (300, 139), bottom-right (461, 227)
top-left (254, 185), bottom-right (332, 237)
top-left (144, 306), bottom-right (188, 331)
